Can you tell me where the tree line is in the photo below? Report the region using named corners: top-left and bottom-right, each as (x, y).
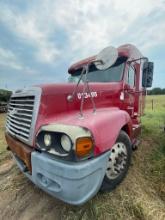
top-left (148, 88), bottom-right (165, 95)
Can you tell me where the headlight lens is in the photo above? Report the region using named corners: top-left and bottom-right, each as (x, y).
top-left (44, 134), bottom-right (52, 147)
top-left (61, 134), bottom-right (72, 152)
top-left (37, 131), bottom-right (72, 154)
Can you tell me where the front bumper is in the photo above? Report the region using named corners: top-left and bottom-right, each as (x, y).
top-left (14, 150), bottom-right (110, 205)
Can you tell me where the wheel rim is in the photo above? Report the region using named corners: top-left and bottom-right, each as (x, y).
top-left (106, 142), bottom-right (128, 180)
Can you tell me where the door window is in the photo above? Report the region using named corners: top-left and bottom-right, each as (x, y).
top-left (126, 66), bottom-right (135, 87)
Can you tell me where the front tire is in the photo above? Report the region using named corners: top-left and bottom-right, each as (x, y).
top-left (101, 130), bottom-right (132, 191)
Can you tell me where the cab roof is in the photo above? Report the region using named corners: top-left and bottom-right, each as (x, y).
top-left (68, 44), bottom-right (143, 74)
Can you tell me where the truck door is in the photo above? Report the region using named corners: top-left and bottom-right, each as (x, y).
top-left (124, 64), bottom-right (136, 118)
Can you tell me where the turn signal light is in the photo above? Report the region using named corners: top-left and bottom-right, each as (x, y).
top-left (76, 137), bottom-right (93, 157)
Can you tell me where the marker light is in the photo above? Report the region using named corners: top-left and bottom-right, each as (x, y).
top-left (61, 134), bottom-right (72, 152)
top-left (76, 137), bottom-right (93, 157)
top-left (44, 134), bottom-right (52, 147)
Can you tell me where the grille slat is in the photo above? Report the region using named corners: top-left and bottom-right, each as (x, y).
top-left (6, 127), bottom-right (28, 142)
top-left (9, 103), bottom-right (34, 108)
top-left (7, 116), bottom-right (31, 128)
top-left (8, 114), bottom-right (32, 123)
top-left (6, 123), bottom-right (29, 138)
top-left (9, 107), bottom-right (33, 113)
top-left (10, 99), bottom-right (34, 103)
top-left (6, 119), bottom-right (30, 133)
top-left (7, 95), bottom-right (35, 141)
top-left (15, 112), bottom-right (32, 119)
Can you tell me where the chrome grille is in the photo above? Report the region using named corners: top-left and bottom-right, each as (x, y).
top-left (6, 87), bottom-right (41, 145)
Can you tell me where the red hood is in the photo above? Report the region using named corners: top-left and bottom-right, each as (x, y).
top-left (38, 82), bottom-right (122, 95)
top-left (35, 82), bottom-right (123, 137)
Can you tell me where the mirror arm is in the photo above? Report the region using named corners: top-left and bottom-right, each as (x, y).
top-left (79, 64), bottom-right (96, 117)
top-left (127, 57), bottom-right (148, 64)
top-left (67, 67), bottom-right (86, 102)
top-left (93, 59), bottom-right (104, 65)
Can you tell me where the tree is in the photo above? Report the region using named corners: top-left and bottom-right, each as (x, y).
top-left (0, 89), bottom-right (12, 102)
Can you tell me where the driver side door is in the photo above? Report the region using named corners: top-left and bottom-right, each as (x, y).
top-left (124, 64), bottom-right (136, 118)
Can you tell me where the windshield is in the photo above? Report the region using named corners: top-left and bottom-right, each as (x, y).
top-left (68, 56), bottom-right (127, 83)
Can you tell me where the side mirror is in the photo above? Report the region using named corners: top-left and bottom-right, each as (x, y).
top-left (142, 61), bottom-right (154, 88)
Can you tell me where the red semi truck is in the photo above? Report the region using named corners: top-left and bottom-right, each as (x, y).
top-left (5, 44), bottom-right (153, 205)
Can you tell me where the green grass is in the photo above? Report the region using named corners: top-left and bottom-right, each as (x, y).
top-left (142, 95), bottom-right (165, 134)
top-left (142, 95), bottom-right (165, 201)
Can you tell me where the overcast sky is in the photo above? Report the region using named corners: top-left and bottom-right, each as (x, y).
top-left (0, 0), bottom-right (165, 91)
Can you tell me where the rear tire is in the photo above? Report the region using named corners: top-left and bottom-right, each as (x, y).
top-left (101, 130), bottom-right (132, 191)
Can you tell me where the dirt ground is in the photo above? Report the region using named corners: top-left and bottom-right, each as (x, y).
top-left (0, 113), bottom-right (165, 220)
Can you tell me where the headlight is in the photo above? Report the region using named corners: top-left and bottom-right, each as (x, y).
top-left (61, 134), bottom-right (72, 152)
top-left (36, 131), bottom-right (72, 155)
top-left (44, 134), bottom-right (52, 147)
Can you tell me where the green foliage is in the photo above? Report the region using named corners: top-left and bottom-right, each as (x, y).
top-left (148, 87), bottom-right (165, 95)
top-left (0, 89), bottom-right (12, 102)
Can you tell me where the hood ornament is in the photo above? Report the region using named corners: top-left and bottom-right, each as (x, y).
top-left (9, 108), bottom-right (18, 116)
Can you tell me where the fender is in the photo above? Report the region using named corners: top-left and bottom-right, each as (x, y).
top-left (39, 107), bottom-right (133, 156)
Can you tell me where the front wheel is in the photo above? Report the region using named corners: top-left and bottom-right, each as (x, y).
top-left (101, 130), bottom-right (132, 191)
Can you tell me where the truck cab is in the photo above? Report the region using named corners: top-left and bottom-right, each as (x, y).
top-left (5, 44), bottom-right (153, 205)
